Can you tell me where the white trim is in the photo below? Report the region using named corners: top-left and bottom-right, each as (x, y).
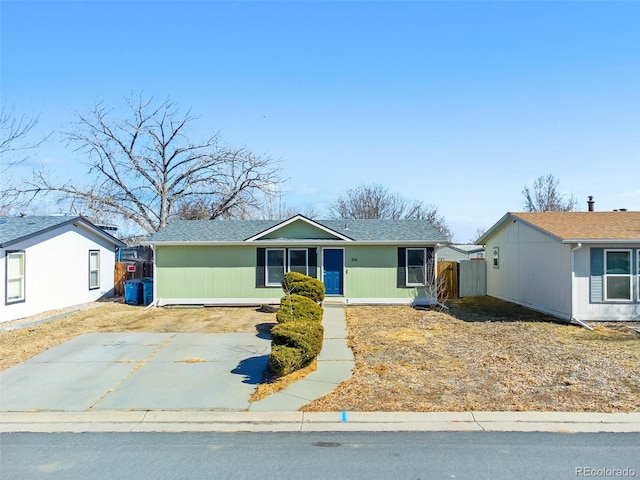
top-left (6, 251), bottom-right (26, 303)
top-left (245, 215), bottom-right (354, 242)
top-left (288, 248), bottom-right (308, 275)
top-left (406, 247), bottom-right (427, 287)
top-left (146, 240), bottom-right (439, 247)
top-left (89, 250), bottom-right (100, 290)
top-left (345, 297), bottom-right (437, 306)
top-left (156, 297), bottom-right (282, 307)
top-left (604, 249), bottom-right (633, 302)
top-left (322, 247), bottom-right (345, 296)
top-left (265, 248), bottom-right (286, 287)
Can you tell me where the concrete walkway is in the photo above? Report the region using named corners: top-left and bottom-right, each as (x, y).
top-left (250, 303), bottom-right (355, 411)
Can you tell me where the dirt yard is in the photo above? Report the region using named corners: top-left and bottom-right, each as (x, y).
top-left (302, 297), bottom-right (640, 413)
top-left (2, 297), bottom-right (639, 412)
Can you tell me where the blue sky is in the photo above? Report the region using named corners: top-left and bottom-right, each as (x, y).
top-left (2, 0), bottom-right (639, 241)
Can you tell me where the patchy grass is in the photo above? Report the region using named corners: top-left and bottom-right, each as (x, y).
top-left (302, 298), bottom-right (640, 413)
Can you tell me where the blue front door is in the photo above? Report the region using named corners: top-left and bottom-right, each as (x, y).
top-left (323, 249), bottom-right (344, 295)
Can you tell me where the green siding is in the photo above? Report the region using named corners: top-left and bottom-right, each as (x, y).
top-left (156, 245), bottom-right (282, 299)
top-left (261, 220), bottom-right (342, 240)
top-left (341, 246), bottom-right (432, 300)
top-left (156, 244), bottom-right (435, 302)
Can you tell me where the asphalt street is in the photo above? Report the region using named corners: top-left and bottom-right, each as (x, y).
top-left (2, 431), bottom-right (639, 480)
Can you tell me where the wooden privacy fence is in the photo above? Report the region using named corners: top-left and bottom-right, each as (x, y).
top-left (459, 259), bottom-right (487, 297)
top-left (437, 261), bottom-right (459, 300)
top-left (437, 259), bottom-right (487, 300)
top-left (114, 261), bottom-right (154, 297)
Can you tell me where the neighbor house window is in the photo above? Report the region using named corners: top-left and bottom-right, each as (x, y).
top-left (266, 248), bottom-right (286, 286)
top-left (637, 250), bottom-right (640, 300)
top-left (89, 250), bottom-right (100, 290)
top-left (604, 249), bottom-right (631, 301)
top-left (288, 249), bottom-right (308, 275)
top-left (406, 248), bottom-right (426, 286)
top-left (6, 251), bottom-right (25, 303)
top-left (492, 247), bottom-right (500, 269)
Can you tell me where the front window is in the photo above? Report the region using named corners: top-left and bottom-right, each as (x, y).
top-left (289, 249), bottom-right (308, 275)
top-left (6, 251), bottom-right (25, 303)
top-left (604, 249), bottom-right (631, 301)
top-left (406, 248), bottom-right (426, 286)
top-left (89, 250), bottom-right (100, 290)
top-left (266, 248), bottom-right (285, 286)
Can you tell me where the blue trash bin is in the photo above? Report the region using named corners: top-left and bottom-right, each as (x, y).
top-left (141, 277), bottom-right (154, 306)
top-left (124, 279), bottom-right (142, 305)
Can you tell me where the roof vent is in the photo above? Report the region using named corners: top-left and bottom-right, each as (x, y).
top-left (587, 196), bottom-right (595, 212)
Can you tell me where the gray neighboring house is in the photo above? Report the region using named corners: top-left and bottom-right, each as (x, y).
top-left (478, 211), bottom-right (640, 322)
top-left (1, 216), bottom-right (125, 323)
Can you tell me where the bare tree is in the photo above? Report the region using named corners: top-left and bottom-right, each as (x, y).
top-left (0, 103), bottom-right (48, 175)
top-left (522, 174), bottom-right (577, 212)
top-left (7, 94), bottom-right (282, 233)
top-left (329, 183), bottom-right (453, 240)
top-left (0, 103), bottom-right (50, 214)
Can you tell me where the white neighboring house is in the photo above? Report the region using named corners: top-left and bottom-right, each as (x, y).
top-left (0, 216), bottom-right (125, 323)
top-left (437, 244), bottom-right (485, 262)
top-left (477, 211), bottom-right (640, 323)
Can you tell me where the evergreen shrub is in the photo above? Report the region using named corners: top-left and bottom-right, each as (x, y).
top-left (282, 272), bottom-right (325, 303)
top-left (276, 294), bottom-right (323, 323)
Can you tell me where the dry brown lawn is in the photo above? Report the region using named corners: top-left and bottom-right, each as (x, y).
top-left (303, 297), bottom-right (640, 413)
top-left (3, 297), bottom-right (639, 413)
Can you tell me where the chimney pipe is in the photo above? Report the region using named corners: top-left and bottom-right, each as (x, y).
top-left (587, 196), bottom-right (594, 212)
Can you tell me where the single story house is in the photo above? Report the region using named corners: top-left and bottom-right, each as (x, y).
top-left (144, 215), bottom-right (448, 306)
top-left (437, 244), bottom-right (485, 262)
top-left (1, 215), bottom-right (125, 323)
top-left (477, 211), bottom-right (640, 322)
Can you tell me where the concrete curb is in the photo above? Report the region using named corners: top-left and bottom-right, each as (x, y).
top-left (2, 411), bottom-right (639, 433)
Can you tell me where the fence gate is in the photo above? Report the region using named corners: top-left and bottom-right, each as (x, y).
top-left (437, 261), bottom-right (459, 300)
top-left (459, 259), bottom-right (486, 297)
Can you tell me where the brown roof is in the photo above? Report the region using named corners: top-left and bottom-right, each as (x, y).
top-left (510, 211), bottom-right (640, 241)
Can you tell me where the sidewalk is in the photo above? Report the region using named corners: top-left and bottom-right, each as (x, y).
top-left (2, 411), bottom-right (640, 433)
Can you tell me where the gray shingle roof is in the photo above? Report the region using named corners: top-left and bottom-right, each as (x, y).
top-left (0, 216), bottom-right (125, 248)
top-left (145, 217), bottom-right (448, 244)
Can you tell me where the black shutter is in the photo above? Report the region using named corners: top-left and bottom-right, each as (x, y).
top-left (397, 247), bottom-right (406, 288)
top-left (308, 248), bottom-right (318, 278)
top-left (256, 248), bottom-right (266, 288)
top-left (590, 248), bottom-right (604, 303)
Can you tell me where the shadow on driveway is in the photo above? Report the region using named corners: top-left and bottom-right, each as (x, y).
top-left (232, 355), bottom-right (270, 385)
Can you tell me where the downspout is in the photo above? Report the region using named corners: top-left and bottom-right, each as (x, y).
top-left (570, 243), bottom-right (592, 330)
top-left (433, 243), bottom-right (441, 306)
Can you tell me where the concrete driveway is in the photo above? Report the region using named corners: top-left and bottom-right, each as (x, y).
top-left (0, 332), bottom-right (270, 412)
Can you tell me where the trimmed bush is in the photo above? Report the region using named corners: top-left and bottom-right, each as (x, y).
top-left (282, 272), bottom-right (325, 303)
top-left (269, 321), bottom-right (324, 376)
top-left (268, 345), bottom-right (305, 378)
top-left (276, 294), bottom-right (323, 323)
